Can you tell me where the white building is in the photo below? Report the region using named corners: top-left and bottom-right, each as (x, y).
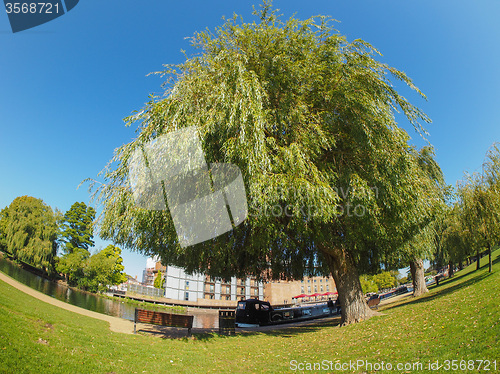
top-left (144, 258), bottom-right (264, 303)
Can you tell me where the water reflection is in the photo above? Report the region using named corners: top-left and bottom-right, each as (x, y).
top-left (0, 255), bottom-right (218, 329)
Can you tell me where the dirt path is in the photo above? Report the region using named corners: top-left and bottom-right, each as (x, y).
top-left (0, 271), bottom-right (135, 334)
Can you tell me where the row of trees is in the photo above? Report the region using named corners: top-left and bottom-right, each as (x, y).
top-left (434, 144), bottom-right (500, 276)
top-left (0, 198), bottom-right (126, 293)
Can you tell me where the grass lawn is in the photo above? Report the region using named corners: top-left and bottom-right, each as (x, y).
top-left (1, 251), bottom-right (499, 374)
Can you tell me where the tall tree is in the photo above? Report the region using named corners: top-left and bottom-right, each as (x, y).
top-left (154, 270), bottom-right (163, 289)
top-left (0, 207), bottom-right (8, 252)
top-left (458, 144), bottom-right (500, 273)
top-left (3, 196), bottom-right (59, 274)
top-left (60, 202), bottom-right (96, 254)
top-left (90, 2), bottom-right (435, 325)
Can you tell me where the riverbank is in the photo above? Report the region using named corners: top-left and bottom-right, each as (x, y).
top-left (0, 251), bottom-right (187, 314)
top-left (0, 270), bottom-right (134, 334)
top-left (1, 250), bottom-right (498, 373)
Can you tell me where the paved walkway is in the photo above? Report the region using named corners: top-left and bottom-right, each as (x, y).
top-left (0, 271), bottom-right (135, 334)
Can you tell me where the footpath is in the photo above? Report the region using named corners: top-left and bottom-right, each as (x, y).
top-left (0, 271), bottom-right (135, 334)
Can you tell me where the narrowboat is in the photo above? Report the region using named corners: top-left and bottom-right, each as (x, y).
top-left (235, 298), bottom-right (339, 327)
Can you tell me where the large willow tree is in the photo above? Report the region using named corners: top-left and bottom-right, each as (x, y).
top-left (2, 196), bottom-right (59, 274)
top-left (91, 2), bottom-right (437, 324)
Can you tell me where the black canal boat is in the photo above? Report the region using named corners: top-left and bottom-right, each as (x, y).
top-left (235, 299), bottom-right (339, 327)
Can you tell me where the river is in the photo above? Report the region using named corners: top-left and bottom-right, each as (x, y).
top-left (0, 254), bottom-right (219, 329)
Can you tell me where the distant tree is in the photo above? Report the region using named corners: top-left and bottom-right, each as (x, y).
top-left (372, 272), bottom-right (397, 291)
top-left (60, 202), bottom-right (96, 254)
top-left (154, 270), bottom-right (163, 289)
top-left (0, 207), bottom-right (8, 252)
top-left (100, 244), bottom-right (127, 285)
top-left (359, 275), bottom-right (378, 294)
top-left (458, 144), bottom-right (500, 273)
top-left (56, 247), bottom-right (89, 285)
top-left (59, 244), bottom-right (127, 292)
top-left (3, 196), bottom-right (59, 274)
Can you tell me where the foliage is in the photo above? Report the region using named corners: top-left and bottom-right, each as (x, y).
top-left (456, 143), bottom-right (500, 271)
top-left (56, 247), bottom-right (89, 284)
top-left (2, 196), bottom-right (59, 274)
top-left (59, 202), bottom-right (96, 254)
top-left (360, 271), bottom-right (398, 293)
top-left (0, 207), bottom-right (8, 251)
top-left (57, 244), bottom-right (127, 293)
top-left (359, 275), bottom-right (378, 294)
top-left (89, 2), bottom-right (438, 323)
top-left (372, 271), bottom-right (397, 290)
top-left (154, 270), bottom-right (163, 289)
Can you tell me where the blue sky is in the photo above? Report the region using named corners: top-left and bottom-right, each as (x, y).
top-left (1, 1), bottom-right (499, 279)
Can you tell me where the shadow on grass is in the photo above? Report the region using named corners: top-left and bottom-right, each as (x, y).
top-left (135, 316), bottom-right (342, 341)
top-left (381, 266), bottom-right (495, 313)
top-left (191, 316), bottom-right (343, 341)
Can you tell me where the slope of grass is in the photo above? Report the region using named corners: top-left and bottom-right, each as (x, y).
top-left (1, 250), bottom-right (499, 374)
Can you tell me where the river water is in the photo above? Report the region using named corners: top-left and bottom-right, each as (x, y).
top-left (0, 255), bottom-right (219, 329)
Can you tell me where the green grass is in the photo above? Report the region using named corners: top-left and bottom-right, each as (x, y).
top-left (1, 251), bottom-right (499, 374)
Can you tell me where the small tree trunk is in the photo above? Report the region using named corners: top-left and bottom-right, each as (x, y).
top-left (448, 261), bottom-right (454, 278)
top-left (321, 245), bottom-right (379, 326)
top-left (410, 259), bottom-right (428, 297)
top-left (488, 243), bottom-right (492, 273)
top-left (476, 249), bottom-right (480, 270)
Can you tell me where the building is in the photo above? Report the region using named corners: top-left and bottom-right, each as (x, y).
top-left (143, 258), bottom-right (264, 307)
top-left (141, 258), bottom-right (336, 308)
top-left (263, 276), bottom-right (337, 306)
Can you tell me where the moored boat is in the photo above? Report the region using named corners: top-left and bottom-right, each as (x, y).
top-left (235, 298), bottom-right (339, 327)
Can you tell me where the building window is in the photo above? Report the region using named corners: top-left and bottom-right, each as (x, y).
top-left (301, 286), bottom-right (304, 293)
top-left (307, 286), bottom-right (311, 293)
top-left (320, 285), bottom-right (323, 292)
top-left (185, 292), bottom-right (189, 301)
top-left (314, 279), bottom-right (317, 283)
top-left (307, 279), bottom-right (310, 283)
top-left (326, 285), bottom-right (330, 292)
top-left (314, 285), bottom-right (317, 292)
top-left (320, 279), bottom-right (323, 283)
top-left (185, 281), bottom-right (189, 290)
top-left (240, 287), bottom-right (245, 294)
top-left (210, 284), bottom-right (214, 293)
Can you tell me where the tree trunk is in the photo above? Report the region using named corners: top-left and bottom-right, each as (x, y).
top-left (458, 261), bottom-right (463, 271)
top-left (476, 249), bottom-right (480, 270)
top-left (321, 245), bottom-right (379, 326)
top-left (448, 261), bottom-right (454, 278)
top-left (410, 259), bottom-right (428, 297)
top-left (488, 243), bottom-right (492, 273)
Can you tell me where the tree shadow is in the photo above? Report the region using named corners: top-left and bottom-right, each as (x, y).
top-left (381, 268), bottom-right (494, 313)
top-left (190, 316), bottom-right (343, 341)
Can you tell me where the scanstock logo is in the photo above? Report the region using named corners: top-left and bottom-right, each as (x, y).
top-left (128, 126), bottom-right (248, 248)
top-left (4, 0), bottom-right (79, 33)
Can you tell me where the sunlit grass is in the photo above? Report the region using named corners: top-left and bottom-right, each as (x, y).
top-left (1, 250), bottom-right (498, 373)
